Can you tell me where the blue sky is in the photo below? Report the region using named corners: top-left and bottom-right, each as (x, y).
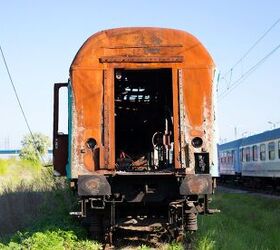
top-left (0, 1), bottom-right (280, 148)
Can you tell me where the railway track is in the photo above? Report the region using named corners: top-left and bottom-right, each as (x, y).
top-left (101, 219), bottom-right (193, 249)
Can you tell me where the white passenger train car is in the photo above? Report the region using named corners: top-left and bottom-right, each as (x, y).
top-left (218, 128), bottom-right (280, 181)
top-left (240, 129), bottom-right (280, 178)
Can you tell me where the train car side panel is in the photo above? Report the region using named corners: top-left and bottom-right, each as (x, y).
top-left (70, 69), bottom-right (104, 176)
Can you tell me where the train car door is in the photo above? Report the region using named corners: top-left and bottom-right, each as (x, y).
top-left (114, 68), bottom-right (175, 170)
top-left (53, 83), bottom-right (68, 176)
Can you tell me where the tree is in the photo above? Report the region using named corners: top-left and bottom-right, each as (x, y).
top-left (19, 133), bottom-right (51, 163)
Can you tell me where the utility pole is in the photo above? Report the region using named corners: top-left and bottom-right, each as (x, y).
top-left (234, 127), bottom-right (237, 139)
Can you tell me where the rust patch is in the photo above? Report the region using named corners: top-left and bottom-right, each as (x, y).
top-left (180, 175), bottom-right (212, 195)
top-left (78, 175), bottom-right (112, 196)
top-left (85, 178), bottom-right (100, 190)
top-left (188, 178), bottom-right (208, 194)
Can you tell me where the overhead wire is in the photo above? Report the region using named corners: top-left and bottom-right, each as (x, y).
top-left (222, 17), bottom-right (280, 79)
top-left (0, 45), bottom-right (46, 164)
top-left (218, 42), bottom-right (280, 101)
top-left (218, 17), bottom-right (280, 99)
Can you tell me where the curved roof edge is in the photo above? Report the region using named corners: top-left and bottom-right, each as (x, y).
top-left (219, 128), bottom-right (280, 149)
top-left (70, 27), bottom-right (214, 70)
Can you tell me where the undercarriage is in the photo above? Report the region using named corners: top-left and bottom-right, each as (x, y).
top-left (71, 173), bottom-right (216, 247)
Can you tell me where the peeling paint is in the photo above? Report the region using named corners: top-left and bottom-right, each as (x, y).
top-left (67, 28), bottom-right (215, 178)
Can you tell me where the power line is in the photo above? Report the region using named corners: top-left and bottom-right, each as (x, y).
top-left (0, 45), bottom-right (46, 164)
top-left (218, 42), bottom-right (280, 101)
top-left (222, 17), bottom-right (280, 79)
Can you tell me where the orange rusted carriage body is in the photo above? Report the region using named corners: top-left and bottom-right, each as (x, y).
top-left (68, 27), bottom-right (215, 177)
top-left (53, 28), bottom-right (218, 243)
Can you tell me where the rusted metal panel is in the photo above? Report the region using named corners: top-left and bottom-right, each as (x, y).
top-left (101, 44), bottom-right (183, 49)
top-left (78, 175), bottom-right (111, 196)
top-left (70, 70), bottom-right (104, 176)
top-left (182, 68), bottom-right (215, 174)
top-left (178, 69), bottom-right (187, 169)
top-left (103, 70), bottom-right (110, 168)
top-left (102, 68), bottom-right (115, 169)
top-left (172, 68), bottom-right (180, 169)
top-left (179, 174), bottom-right (212, 195)
top-left (69, 27), bottom-right (215, 178)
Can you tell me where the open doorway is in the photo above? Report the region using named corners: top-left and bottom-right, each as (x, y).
top-left (114, 69), bottom-right (174, 171)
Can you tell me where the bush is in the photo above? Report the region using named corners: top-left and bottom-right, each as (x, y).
top-left (1, 230), bottom-right (101, 250)
top-left (19, 133), bottom-right (50, 163)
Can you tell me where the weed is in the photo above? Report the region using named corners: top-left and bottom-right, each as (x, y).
top-left (196, 232), bottom-right (215, 250)
top-left (166, 241), bottom-right (184, 250)
top-left (139, 245), bottom-right (152, 250)
top-left (0, 230), bottom-right (101, 250)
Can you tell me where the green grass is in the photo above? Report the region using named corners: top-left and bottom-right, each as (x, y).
top-left (195, 192), bottom-right (280, 250)
top-left (0, 158), bottom-right (42, 193)
top-left (1, 160), bottom-right (280, 249)
top-left (0, 159), bottom-right (102, 250)
top-left (0, 230), bottom-right (101, 250)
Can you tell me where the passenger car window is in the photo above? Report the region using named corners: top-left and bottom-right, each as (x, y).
top-left (227, 151), bottom-right (232, 164)
top-left (260, 144), bottom-right (266, 161)
top-left (240, 148), bottom-right (245, 162)
top-left (245, 147), bottom-right (250, 162)
top-left (220, 152), bottom-right (225, 164)
top-left (231, 150), bottom-right (235, 164)
top-left (268, 142), bottom-right (275, 160)
top-left (225, 152), bottom-right (229, 164)
top-left (252, 145), bottom-right (258, 161)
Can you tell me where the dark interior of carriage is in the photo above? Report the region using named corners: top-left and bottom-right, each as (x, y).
top-left (114, 68), bottom-right (174, 171)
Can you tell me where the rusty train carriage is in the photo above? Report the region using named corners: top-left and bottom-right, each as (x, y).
top-left (53, 27), bottom-right (218, 245)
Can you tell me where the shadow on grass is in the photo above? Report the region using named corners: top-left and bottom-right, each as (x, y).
top-left (111, 228), bottom-right (189, 250)
top-left (113, 228), bottom-right (163, 249)
top-left (0, 176), bottom-right (89, 245)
